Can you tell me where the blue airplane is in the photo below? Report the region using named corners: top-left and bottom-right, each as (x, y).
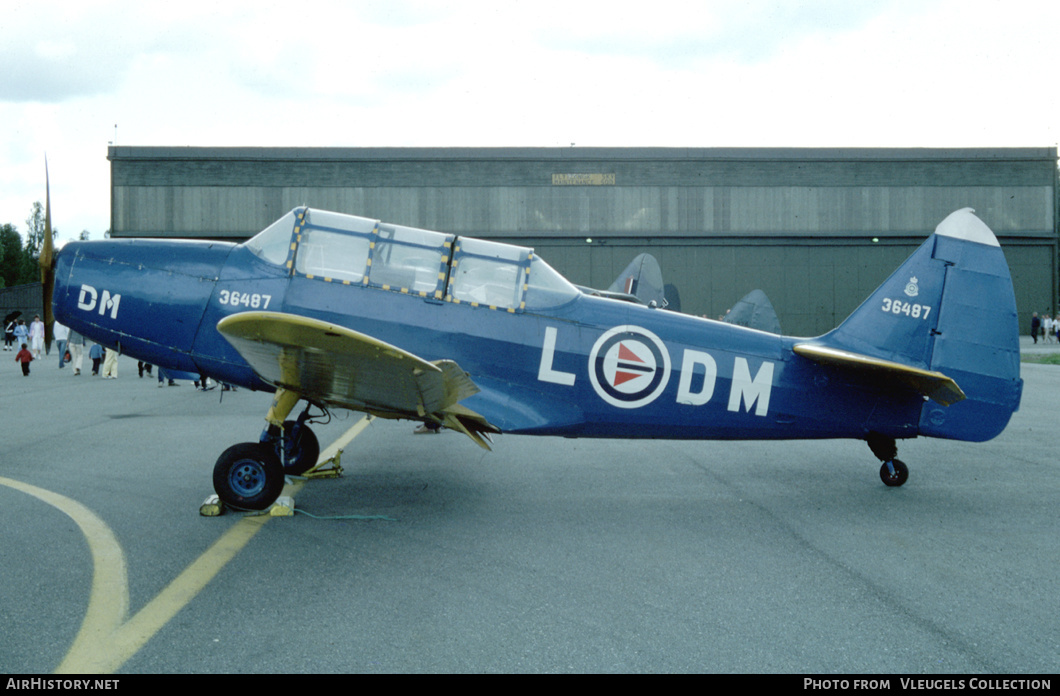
top-left (46, 205), bottom-right (1022, 510)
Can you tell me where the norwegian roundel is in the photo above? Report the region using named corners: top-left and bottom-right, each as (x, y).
top-left (588, 325), bottom-right (672, 408)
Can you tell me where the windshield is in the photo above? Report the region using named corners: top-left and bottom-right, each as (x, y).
top-left (245, 210), bottom-right (298, 266)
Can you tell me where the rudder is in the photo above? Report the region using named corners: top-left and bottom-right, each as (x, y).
top-left (917, 210), bottom-right (1022, 441)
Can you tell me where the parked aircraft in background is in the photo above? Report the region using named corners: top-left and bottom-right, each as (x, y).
top-left (606, 252), bottom-right (669, 308)
top-left (47, 201), bottom-right (1022, 510)
top-left (572, 253), bottom-right (668, 308)
top-left (723, 289), bottom-right (782, 334)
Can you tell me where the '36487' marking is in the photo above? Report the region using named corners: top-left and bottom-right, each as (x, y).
top-left (881, 297), bottom-right (931, 320)
top-left (218, 289), bottom-right (272, 310)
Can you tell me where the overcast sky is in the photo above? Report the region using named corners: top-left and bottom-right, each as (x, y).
top-left (2, 0), bottom-right (1058, 241)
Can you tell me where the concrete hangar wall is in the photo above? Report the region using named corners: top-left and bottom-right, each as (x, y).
top-left (109, 146), bottom-right (1058, 337)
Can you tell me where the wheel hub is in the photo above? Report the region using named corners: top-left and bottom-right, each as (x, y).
top-left (231, 461), bottom-right (266, 496)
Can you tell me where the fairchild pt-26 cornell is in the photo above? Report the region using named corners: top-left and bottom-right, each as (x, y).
top-left (43, 203), bottom-right (1022, 510)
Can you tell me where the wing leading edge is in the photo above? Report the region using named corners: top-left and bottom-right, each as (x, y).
top-left (216, 311), bottom-right (499, 449)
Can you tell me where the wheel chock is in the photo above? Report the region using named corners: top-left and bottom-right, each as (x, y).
top-left (269, 496), bottom-right (296, 517)
top-left (199, 494), bottom-right (225, 517)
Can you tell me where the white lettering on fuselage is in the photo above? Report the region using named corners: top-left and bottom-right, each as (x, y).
top-left (77, 284), bottom-right (121, 319)
top-left (727, 357), bottom-right (774, 416)
top-left (538, 327), bottom-right (774, 415)
top-left (676, 350), bottom-right (717, 406)
top-left (538, 326), bottom-right (576, 385)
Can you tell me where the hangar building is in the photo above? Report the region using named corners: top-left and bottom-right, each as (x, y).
top-left (108, 146), bottom-right (1058, 337)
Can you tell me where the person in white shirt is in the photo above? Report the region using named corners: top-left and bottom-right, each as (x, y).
top-left (28, 315), bottom-right (45, 359)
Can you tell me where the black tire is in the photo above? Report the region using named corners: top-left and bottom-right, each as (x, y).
top-left (879, 458), bottom-right (909, 487)
top-left (278, 420), bottom-right (320, 475)
top-left (213, 442), bottom-right (285, 510)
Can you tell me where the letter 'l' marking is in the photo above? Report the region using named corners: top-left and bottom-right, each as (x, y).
top-left (538, 326), bottom-right (576, 386)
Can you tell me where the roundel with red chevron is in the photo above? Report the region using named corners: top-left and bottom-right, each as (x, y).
top-left (588, 325), bottom-right (672, 408)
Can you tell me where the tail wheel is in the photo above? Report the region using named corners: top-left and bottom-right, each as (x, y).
top-left (213, 443), bottom-right (285, 510)
top-left (277, 420), bottom-right (320, 475)
top-left (880, 459), bottom-right (909, 487)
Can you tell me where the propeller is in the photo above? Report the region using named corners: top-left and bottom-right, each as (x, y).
top-left (40, 157), bottom-right (55, 354)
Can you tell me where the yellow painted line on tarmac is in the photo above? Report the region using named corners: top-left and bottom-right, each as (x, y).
top-left (0, 415), bottom-right (373, 674)
top-left (59, 483), bottom-right (304, 674)
top-left (0, 476), bottom-right (129, 669)
top-left (318, 414), bottom-right (374, 462)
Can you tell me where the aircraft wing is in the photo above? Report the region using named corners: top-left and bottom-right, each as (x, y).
top-left (216, 311), bottom-right (499, 449)
top-left (793, 343), bottom-right (965, 406)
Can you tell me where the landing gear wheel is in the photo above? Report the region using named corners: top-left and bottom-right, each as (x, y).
top-left (880, 459), bottom-right (909, 487)
top-left (277, 420), bottom-right (320, 475)
top-left (213, 442), bottom-right (285, 510)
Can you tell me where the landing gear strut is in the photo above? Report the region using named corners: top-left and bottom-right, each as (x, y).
top-left (866, 432), bottom-right (909, 487)
top-left (274, 417), bottom-right (320, 475)
top-left (212, 388), bottom-right (322, 510)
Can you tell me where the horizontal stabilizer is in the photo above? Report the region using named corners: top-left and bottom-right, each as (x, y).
top-left (793, 343), bottom-right (966, 406)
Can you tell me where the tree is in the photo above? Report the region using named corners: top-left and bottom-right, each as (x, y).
top-left (0, 223), bottom-right (24, 289)
top-left (24, 200), bottom-right (50, 250)
top-left (0, 202), bottom-right (61, 288)
top-left (17, 201), bottom-right (58, 286)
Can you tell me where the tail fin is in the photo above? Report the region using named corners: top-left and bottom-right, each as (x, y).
top-left (813, 209), bottom-right (1022, 442)
top-left (607, 253), bottom-right (668, 307)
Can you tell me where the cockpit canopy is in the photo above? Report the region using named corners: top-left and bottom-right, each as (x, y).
top-left (244, 207), bottom-right (579, 311)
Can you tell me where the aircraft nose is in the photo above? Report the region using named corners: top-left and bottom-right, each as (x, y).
top-left (53, 239), bottom-right (234, 369)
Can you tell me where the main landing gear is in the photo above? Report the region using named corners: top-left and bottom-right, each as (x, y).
top-left (212, 388), bottom-right (323, 510)
top-left (866, 432), bottom-right (909, 487)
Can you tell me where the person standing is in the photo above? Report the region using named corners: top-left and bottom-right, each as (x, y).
top-left (68, 329), bottom-right (86, 375)
top-left (15, 342), bottom-right (33, 376)
top-left (101, 345), bottom-right (119, 379)
top-left (54, 321), bottom-right (70, 368)
top-left (89, 342), bottom-right (103, 376)
top-left (28, 315), bottom-right (45, 358)
top-left (3, 317), bottom-right (15, 351)
top-left (1031, 312), bottom-right (1040, 343)
top-left (14, 320), bottom-right (28, 352)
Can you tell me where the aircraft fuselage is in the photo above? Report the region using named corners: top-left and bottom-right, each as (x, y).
top-left (53, 237), bottom-right (925, 444)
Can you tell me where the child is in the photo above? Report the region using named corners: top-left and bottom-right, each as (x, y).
top-left (15, 342), bottom-right (33, 376)
top-left (89, 342), bottom-right (103, 376)
top-left (14, 320), bottom-right (28, 350)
